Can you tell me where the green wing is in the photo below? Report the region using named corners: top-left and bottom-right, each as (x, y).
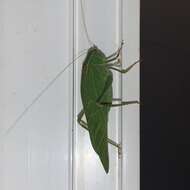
top-left (81, 63), bottom-right (113, 173)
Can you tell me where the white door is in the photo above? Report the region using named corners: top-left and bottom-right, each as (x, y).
top-left (0, 0), bottom-right (139, 190)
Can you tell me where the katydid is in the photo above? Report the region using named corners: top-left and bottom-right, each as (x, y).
top-left (77, 42), bottom-right (139, 173)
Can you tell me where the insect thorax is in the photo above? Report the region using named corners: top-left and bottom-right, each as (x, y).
top-left (84, 45), bottom-right (106, 65)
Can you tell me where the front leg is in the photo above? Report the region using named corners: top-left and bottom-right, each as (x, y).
top-left (106, 41), bottom-right (124, 63)
top-left (109, 60), bottom-right (140, 73)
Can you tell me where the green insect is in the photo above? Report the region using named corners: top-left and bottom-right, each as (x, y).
top-left (77, 42), bottom-right (139, 173)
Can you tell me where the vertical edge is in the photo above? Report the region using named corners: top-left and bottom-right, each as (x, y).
top-left (122, 0), bottom-right (140, 190)
top-left (71, 0), bottom-right (81, 189)
top-left (68, 0), bottom-right (75, 189)
top-left (72, 0), bottom-right (77, 188)
top-left (117, 0), bottom-right (123, 189)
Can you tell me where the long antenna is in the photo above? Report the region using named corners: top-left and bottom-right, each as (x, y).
top-left (80, 0), bottom-right (94, 46)
top-left (1, 0), bottom-right (94, 140)
top-left (1, 50), bottom-right (87, 140)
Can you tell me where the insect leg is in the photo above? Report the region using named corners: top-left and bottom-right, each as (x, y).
top-left (96, 72), bottom-right (139, 107)
top-left (109, 60), bottom-right (140, 73)
top-left (106, 60), bottom-right (121, 67)
top-left (106, 41), bottom-right (124, 61)
top-left (77, 109), bottom-right (121, 149)
top-left (106, 53), bottom-right (120, 63)
top-left (91, 60), bottom-right (121, 67)
top-left (112, 98), bottom-right (122, 101)
top-left (99, 100), bottom-right (139, 107)
top-left (77, 109), bottom-right (88, 130)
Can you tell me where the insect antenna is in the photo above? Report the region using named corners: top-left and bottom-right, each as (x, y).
top-left (0, 49), bottom-right (87, 140)
top-left (2, 0), bottom-right (96, 141)
top-left (80, 0), bottom-right (94, 46)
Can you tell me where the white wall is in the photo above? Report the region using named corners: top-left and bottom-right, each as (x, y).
top-left (0, 0), bottom-right (139, 190)
top-left (0, 0), bottom-right (72, 190)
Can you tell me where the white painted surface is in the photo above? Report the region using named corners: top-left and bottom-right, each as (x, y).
top-left (122, 0), bottom-right (140, 190)
top-left (0, 1), bottom-right (72, 190)
top-left (0, 0), bottom-right (139, 190)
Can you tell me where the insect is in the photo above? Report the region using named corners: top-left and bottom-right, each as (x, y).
top-left (77, 42), bottom-right (139, 173)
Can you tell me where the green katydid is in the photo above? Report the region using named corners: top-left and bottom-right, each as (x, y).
top-left (77, 42), bottom-right (139, 173)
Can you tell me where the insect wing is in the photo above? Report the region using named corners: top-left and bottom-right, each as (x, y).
top-left (80, 51), bottom-right (113, 173)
